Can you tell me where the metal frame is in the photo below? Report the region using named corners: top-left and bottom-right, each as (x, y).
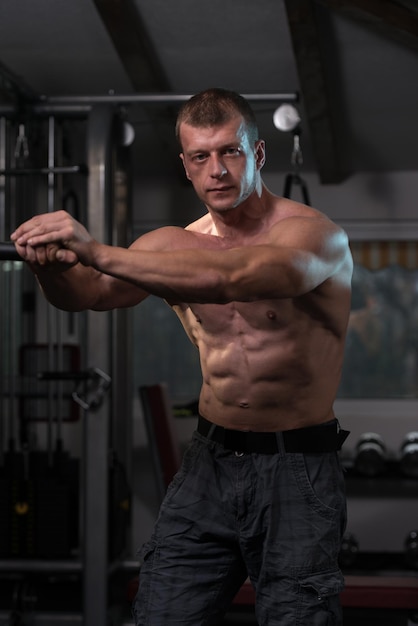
top-left (83, 104), bottom-right (115, 626)
top-left (1, 91), bottom-right (301, 622)
top-left (0, 91), bottom-right (298, 117)
top-left (0, 106), bottom-right (126, 625)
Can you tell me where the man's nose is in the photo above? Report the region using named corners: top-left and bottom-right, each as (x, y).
top-left (210, 155), bottom-right (227, 178)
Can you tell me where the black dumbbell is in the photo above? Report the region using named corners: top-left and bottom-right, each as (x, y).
top-left (405, 530), bottom-right (418, 570)
top-left (339, 532), bottom-right (359, 568)
top-left (400, 432), bottom-right (418, 478)
top-left (354, 432), bottom-right (387, 477)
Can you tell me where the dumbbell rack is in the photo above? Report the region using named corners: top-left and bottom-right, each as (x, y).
top-left (342, 459), bottom-right (418, 573)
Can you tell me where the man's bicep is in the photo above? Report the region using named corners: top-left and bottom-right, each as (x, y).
top-left (92, 272), bottom-right (149, 310)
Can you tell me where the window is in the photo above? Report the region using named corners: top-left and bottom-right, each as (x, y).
top-left (338, 241), bottom-right (418, 399)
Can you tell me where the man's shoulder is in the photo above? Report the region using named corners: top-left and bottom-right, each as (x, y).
top-left (273, 196), bottom-right (331, 222)
top-left (133, 225), bottom-right (200, 252)
top-left (270, 203), bottom-right (343, 240)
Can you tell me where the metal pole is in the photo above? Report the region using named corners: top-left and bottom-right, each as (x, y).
top-left (0, 91), bottom-right (298, 117)
top-left (46, 116), bottom-right (56, 466)
top-left (0, 242), bottom-right (20, 260)
top-left (0, 165), bottom-right (87, 176)
top-left (0, 118), bottom-right (6, 461)
top-left (41, 92), bottom-right (298, 105)
top-left (83, 104), bottom-right (114, 626)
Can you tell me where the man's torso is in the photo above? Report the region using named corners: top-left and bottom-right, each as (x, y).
top-left (170, 197), bottom-right (352, 432)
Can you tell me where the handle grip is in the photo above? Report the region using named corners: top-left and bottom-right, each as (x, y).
top-left (0, 242), bottom-right (21, 261)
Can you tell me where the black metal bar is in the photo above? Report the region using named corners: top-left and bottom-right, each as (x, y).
top-left (1, 92), bottom-right (299, 118)
top-left (0, 164), bottom-right (88, 176)
top-left (0, 242), bottom-right (20, 261)
top-left (38, 371), bottom-right (96, 381)
top-left (42, 92), bottom-right (299, 105)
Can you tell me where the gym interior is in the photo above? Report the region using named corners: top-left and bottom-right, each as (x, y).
top-left (1, 1), bottom-right (418, 624)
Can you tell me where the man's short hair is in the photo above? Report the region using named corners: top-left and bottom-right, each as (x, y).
top-left (176, 88), bottom-right (259, 147)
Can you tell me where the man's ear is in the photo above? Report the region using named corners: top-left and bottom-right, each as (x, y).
top-left (179, 153), bottom-right (191, 180)
top-left (255, 140), bottom-right (266, 171)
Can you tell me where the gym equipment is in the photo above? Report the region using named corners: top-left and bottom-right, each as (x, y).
top-left (20, 343), bottom-right (81, 423)
top-left (0, 447), bottom-right (79, 559)
top-left (34, 362), bottom-right (125, 559)
top-left (400, 432), bottom-right (418, 478)
top-left (0, 353), bottom-right (119, 560)
top-left (0, 242), bottom-right (20, 261)
top-left (405, 530), bottom-right (418, 570)
top-left (139, 384), bottom-right (182, 501)
top-left (0, 344), bottom-right (81, 558)
top-left (273, 103), bottom-right (311, 206)
top-left (71, 368), bottom-right (111, 412)
top-left (354, 432), bottom-right (387, 477)
top-left (339, 533), bottom-right (360, 568)
top-left (0, 106), bottom-right (134, 625)
top-left (108, 449), bottom-right (131, 560)
top-left (0, 164), bottom-right (88, 176)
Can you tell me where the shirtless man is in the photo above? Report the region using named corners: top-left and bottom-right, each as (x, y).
top-left (11, 88), bottom-right (353, 625)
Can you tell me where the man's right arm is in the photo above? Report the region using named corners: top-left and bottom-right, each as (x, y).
top-left (15, 242), bottom-right (148, 312)
top-left (11, 210), bottom-right (211, 312)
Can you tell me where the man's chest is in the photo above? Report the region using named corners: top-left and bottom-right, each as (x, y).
top-left (176, 299), bottom-right (299, 342)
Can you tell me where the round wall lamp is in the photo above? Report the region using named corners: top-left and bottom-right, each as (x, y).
top-left (273, 103), bottom-right (301, 132)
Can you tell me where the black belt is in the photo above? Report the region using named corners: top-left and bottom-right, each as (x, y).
top-left (197, 416), bottom-right (349, 454)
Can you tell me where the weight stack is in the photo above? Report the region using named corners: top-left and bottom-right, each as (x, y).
top-left (0, 450), bottom-right (79, 558)
top-left (108, 454), bottom-right (131, 560)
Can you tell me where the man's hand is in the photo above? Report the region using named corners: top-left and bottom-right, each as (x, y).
top-left (13, 240), bottom-right (79, 271)
top-left (11, 210), bottom-right (97, 267)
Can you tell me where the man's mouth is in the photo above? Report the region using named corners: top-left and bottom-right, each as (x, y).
top-left (208, 186), bottom-right (232, 193)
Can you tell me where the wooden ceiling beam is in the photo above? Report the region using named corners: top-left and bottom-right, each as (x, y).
top-left (284, 0), bottom-right (348, 184)
top-left (92, 0), bottom-right (170, 91)
top-left (0, 59), bottom-right (40, 104)
top-left (315, 0), bottom-right (418, 50)
top-left (283, 0), bottom-right (418, 184)
top-left (92, 0), bottom-right (186, 178)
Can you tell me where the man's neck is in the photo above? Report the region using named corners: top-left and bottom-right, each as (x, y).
top-left (206, 184), bottom-right (276, 239)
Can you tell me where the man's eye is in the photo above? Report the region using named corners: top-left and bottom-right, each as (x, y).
top-left (225, 148), bottom-right (240, 156)
top-left (193, 154), bottom-right (207, 162)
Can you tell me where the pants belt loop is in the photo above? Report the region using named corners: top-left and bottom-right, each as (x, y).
top-left (275, 431), bottom-right (286, 455)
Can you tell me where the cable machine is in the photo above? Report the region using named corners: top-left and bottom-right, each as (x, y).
top-left (273, 103), bottom-right (311, 206)
top-left (0, 90), bottom-right (298, 625)
top-left (0, 105), bottom-right (132, 626)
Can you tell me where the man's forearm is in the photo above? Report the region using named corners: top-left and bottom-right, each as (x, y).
top-left (31, 263), bottom-right (102, 312)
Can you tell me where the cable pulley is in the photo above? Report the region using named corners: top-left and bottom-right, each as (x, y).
top-left (283, 130), bottom-right (311, 206)
top-left (273, 103), bottom-right (311, 206)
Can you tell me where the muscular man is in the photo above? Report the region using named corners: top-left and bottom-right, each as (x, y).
top-left (12, 88), bottom-right (353, 625)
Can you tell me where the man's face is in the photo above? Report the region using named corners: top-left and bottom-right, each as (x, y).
top-left (179, 115), bottom-right (265, 213)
